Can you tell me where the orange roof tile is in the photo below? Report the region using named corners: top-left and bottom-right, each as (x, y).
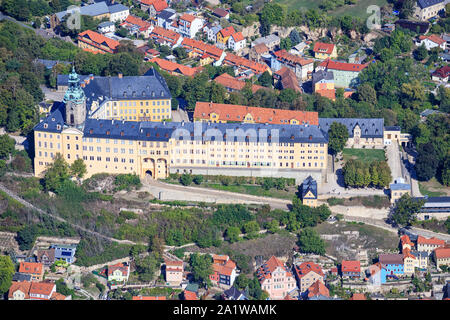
top-left (214, 73), bottom-right (266, 93)
top-left (108, 262), bottom-right (129, 277)
top-left (231, 32), bottom-right (244, 42)
top-left (180, 13), bottom-right (197, 23)
top-left (223, 52), bottom-right (269, 74)
top-left (29, 282), bottom-right (55, 297)
top-left (401, 235), bottom-right (414, 247)
top-left (19, 262), bottom-right (43, 275)
top-left (434, 247), bottom-right (450, 259)
top-left (313, 42), bottom-right (336, 55)
top-left (417, 236), bottom-right (446, 246)
top-left (350, 293), bottom-right (366, 300)
top-left (307, 280), bottom-right (329, 298)
top-left (256, 256), bottom-right (293, 282)
top-left (219, 26), bottom-right (236, 38)
top-left (252, 43), bottom-right (269, 55)
top-left (341, 260), bottom-right (361, 273)
top-left (133, 295), bottom-right (167, 300)
top-left (319, 59), bottom-right (368, 72)
top-left (182, 38), bottom-right (224, 60)
top-left (8, 281), bottom-right (31, 299)
top-left (315, 88), bottom-right (336, 100)
top-left (151, 57), bottom-right (202, 77)
top-left (403, 247), bottom-right (416, 259)
top-left (294, 262), bottom-right (324, 279)
top-left (194, 102), bottom-right (319, 125)
top-left (183, 290), bottom-right (198, 300)
top-left (121, 15), bottom-right (152, 31)
top-left (150, 26), bottom-right (181, 43)
top-left (78, 30), bottom-right (120, 52)
top-left (274, 66), bottom-right (302, 93)
top-left (419, 34), bottom-right (445, 45)
top-left (274, 49), bottom-right (314, 67)
top-left (51, 292), bottom-right (67, 300)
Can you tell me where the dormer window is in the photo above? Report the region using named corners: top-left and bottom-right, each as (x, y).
top-left (44, 123), bottom-right (48, 129)
top-left (106, 130), bottom-right (110, 135)
top-left (123, 92), bottom-right (127, 97)
top-left (120, 131), bottom-right (124, 136)
top-left (161, 91), bottom-right (164, 97)
top-left (56, 125), bottom-right (61, 130)
top-left (89, 129), bottom-right (93, 134)
top-left (132, 91), bottom-right (136, 97)
top-left (151, 91), bottom-right (155, 97)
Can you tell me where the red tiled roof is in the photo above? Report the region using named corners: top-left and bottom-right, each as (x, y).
top-left (121, 15), bottom-right (152, 31)
top-left (307, 280), bottom-right (329, 298)
top-left (223, 52), bottom-right (269, 74)
top-left (194, 102), bottom-right (319, 125)
top-left (231, 32), bottom-right (244, 42)
top-left (274, 66), bottom-right (302, 93)
top-left (419, 34), bottom-right (445, 45)
top-left (180, 13), bottom-right (197, 23)
top-left (133, 296), bottom-right (166, 300)
top-left (256, 256), bottom-right (292, 282)
top-left (417, 236), bottom-right (446, 246)
top-left (182, 38), bottom-right (224, 60)
top-left (294, 262), bottom-right (324, 279)
top-left (274, 49), bottom-right (314, 67)
top-left (153, 0), bottom-right (168, 11)
top-left (50, 292), bottom-right (67, 300)
top-left (315, 88), bottom-right (335, 100)
top-left (341, 260), bottom-right (361, 273)
top-left (19, 262), bottom-right (43, 275)
top-left (252, 43), bottom-right (269, 55)
top-left (434, 247), bottom-right (450, 259)
top-left (219, 26), bottom-right (236, 38)
top-left (150, 26), bottom-right (181, 43)
top-left (313, 42), bottom-right (335, 55)
top-left (403, 247), bottom-right (416, 259)
top-left (214, 73), bottom-right (266, 93)
top-left (319, 59), bottom-right (368, 72)
top-left (8, 281), bottom-right (31, 299)
top-left (211, 255), bottom-right (237, 277)
top-left (78, 30), bottom-right (120, 52)
top-left (151, 57), bottom-right (202, 77)
top-left (29, 282), bottom-right (55, 298)
top-left (350, 293), bottom-right (366, 300)
top-left (401, 235), bottom-right (414, 247)
top-left (432, 65), bottom-right (450, 79)
top-left (183, 290), bottom-right (198, 300)
top-left (213, 8), bottom-right (229, 18)
top-left (108, 262), bottom-right (129, 277)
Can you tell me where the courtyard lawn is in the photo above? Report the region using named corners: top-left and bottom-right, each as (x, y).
top-left (342, 148), bottom-right (386, 163)
top-left (418, 178), bottom-right (448, 197)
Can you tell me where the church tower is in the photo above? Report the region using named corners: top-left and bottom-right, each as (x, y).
top-left (64, 67), bottom-right (86, 127)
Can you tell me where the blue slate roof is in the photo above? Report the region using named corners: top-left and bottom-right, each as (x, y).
top-left (108, 3), bottom-right (129, 14)
top-left (98, 21), bottom-right (115, 28)
top-left (417, 0), bottom-right (445, 9)
top-left (57, 74), bottom-right (90, 87)
top-left (12, 272), bottom-right (32, 282)
top-left (319, 118), bottom-right (384, 138)
top-left (302, 176), bottom-right (317, 199)
top-left (157, 9), bottom-right (176, 21)
top-left (390, 182), bottom-right (411, 191)
top-left (56, 1), bottom-right (110, 20)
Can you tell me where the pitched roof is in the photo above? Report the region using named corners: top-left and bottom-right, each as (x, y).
top-left (294, 261), bottom-right (324, 279)
top-left (19, 262), bottom-right (43, 275)
top-left (401, 235), bottom-right (414, 247)
top-left (194, 102), bottom-right (319, 125)
top-left (151, 57), bottom-right (202, 77)
top-left (152, 0), bottom-right (168, 11)
top-left (231, 32), bottom-right (244, 42)
top-left (223, 52), bottom-right (269, 74)
top-left (301, 176), bottom-right (318, 199)
top-left (150, 26), bottom-right (181, 43)
top-left (419, 34), bottom-right (445, 45)
top-left (108, 262), bottom-right (129, 277)
top-left (8, 281), bottom-right (31, 299)
top-left (313, 42), bottom-right (335, 55)
top-left (341, 260), bottom-right (361, 273)
top-left (133, 295), bottom-right (167, 300)
top-left (274, 66), bottom-right (302, 93)
top-left (307, 280), bottom-right (329, 298)
top-left (274, 49), bottom-right (314, 67)
top-left (256, 256), bottom-right (293, 282)
top-left (29, 282), bottom-right (56, 298)
top-left (183, 290), bottom-right (198, 300)
top-left (417, 0), bottom-right (445, 9)
top-left (51, 292), bottom-right (68, 300)
top-left (36, 248), bottom-right (55, 263)
top-left (180, 13), bottom-right (197, 23)
top-left (435, 247), bottom-right (450, 259)
top-left (252, 43), bottom-right (269, 55)
top-left (121, 15), bottom-right (152, 31)
top-left (402, 247), bottom-right (416, 260)
top-left (315, 89), bottom-right (336, 100)
top-left (432, 65), bottom-right (450, 78)
top-left (318, 118), bottom-right (384, 138)
top-left (219, 26), bottom-right (236, 38)
top-left (214, 73), bottom-right (266, 93)
top-left (379, 254), bottom-right (404, 265)
top-left (318, 59), bottom-right (368, 72)
top-left (78, 30), bottom-right (120, 52)
top-left (350, 293), bottom-right (366, 300)
top-left (108, 3), bottom-right (129, 14)
top-left (213, 8), bottom-right (229, 18)
top-left (417, 236), bottom-right (446, 246)
top-left (181, 38), bottom-right (224, 60)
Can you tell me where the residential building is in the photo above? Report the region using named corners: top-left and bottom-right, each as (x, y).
top-left (306, 280), bottom-right (329, 300)
top-left (207, 25), bottom-right (222, 43)
top-left (290, 41), bottom-right (310, 56)
top-left (149, 26), bottom-right (183, 47)
top-left (150, 57), bottom-right (202, 76)
top-left (389, 178), bottom-right (411, 204)
top-left (312, 70), bottom-right (335, 101)
top-left (108, 3), bottom-right (130, 23)
top-left (301, 176), bottom-right (318, 207)
top-left (19, 262), bottom-right (44, 281)
top-left (35, 248), bottom-right (56, 267)
top-left (12, 273), bottom-right (32, 282)
top-left (183, 283), bottom-right (199, 300)
top-left (51, 2), bottom-right (110, 28)
top-left (107, 262), bottom-right (130, 283)
top-left (77, 30), bottom-right (120, 54)
top-left (120, 15), bottom-right (152, 39)
top-left (252, 35), bottom-right (280, 51)
top-left (249, 43), bottom-right (270, 63)
top-left (133, 296), bottom-right (166, 300)
top-left (400, 235), bottom-right (415, 252)
top-left (8, 281), bottom-right (31, 300)
top-left (223, 52), bottom-right (270, 75)
top-left (193, 102), bottom-right (319, 126)
top-left (273, 67), bottom-right (302, 93)
top-left (273, 49), bottom-right (314, 81)
top-left (379, 254), bottom-right (404, 280)
top-left (417, 34), bottom-right (446, 50)
top-left (98, 21), bottom-right (116, 34)
top-left (350, 293), bottom-right (366, 300)
top-left (316, 59), bottom-right (368, 88)
top-left (228, 32), bottom-right (246, 52)
top-left (212, 8), bottom-right (230, 20)
top-left (293, 262), bottom-right (324, 292)
top-left (318, 118), bottom-right (385, 148)
top-left (402, 248), bottom-right (417, 275)
top-left (348, 48), bottom-right (368, 64)
top-left (411, 250), bottom-right (428, 270)
top-left (434, 247), bottom-right (450, 270)
top-left (432, 65), bottom-right (450, 82)
top-left (256, 256), bottom-right (297, 300)
top-left (313, 42), bottom-right (337, 60)
top-left (139, 0), bottom-right (168, 18)
top-left (222, 287), bottom-right (247, 300)
top-left (214, 73), bottom-right (266, 94)
top-left (50, 244), bottom-right (77, 263)
top-left (165, 260), bottom-right (184, 285)
top-left (209, 254), bottom-right (238, 288)
top-left (157, 9), bottom-right (177, 29)
top-left (341, 260), bottom-right (361, 279)
top-left (414, 0), bottom-right (446, 21)
top-left (29, 282), bottom-right (57, 300)
top-left (216, 26), bottom-right (236, 49)
top-left (417, 236), bottom-right (446, 255)
top-left (181, 38), bottom-right (226, 64)
top-left (383, 126), bottom-right (412, 147)
top-left (178, 14), bottom-right (203, 39)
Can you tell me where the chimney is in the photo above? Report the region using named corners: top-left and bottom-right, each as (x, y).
top-left (81, 83), bottom-right (85, 88)
top-left (85, 78), bottom-right (90, 85)
top-left (89, 74), bottom-right (94, 80)
top-left (118, 73), bottom-right (123, 78)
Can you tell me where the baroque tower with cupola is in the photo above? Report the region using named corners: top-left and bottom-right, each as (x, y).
top-left (64, 67), bottom-right (86, 127)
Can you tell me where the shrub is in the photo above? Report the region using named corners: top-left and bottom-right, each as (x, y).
top-left (114, 174), bottom-right (141, 191)
top-left (179, 173), bottom-right (193, 186)
top-left (193, 175), bottom-right (203, 185)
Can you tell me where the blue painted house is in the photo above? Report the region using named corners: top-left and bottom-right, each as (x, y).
top-left (379, 254), bottom-right (404, 282)
top-left (50, 244), bottom-right (77, 264)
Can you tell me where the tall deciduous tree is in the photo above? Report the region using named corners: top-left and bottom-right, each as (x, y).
top-left (297, 227), bottom-right (326, 255)
top-left (328, 122), bottom-right (349, 155)
top-left (0, 255), bottom-right (15, 296)
top-left (391, 194), bottom-right (425, 226)
top-left (189, 253), bottom-right (213, 287)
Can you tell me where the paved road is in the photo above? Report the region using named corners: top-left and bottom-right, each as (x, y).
top-left (142, 178), bottom-right (291, 210)
top-left (386, 143), bottom-right (402, 182)
top-left (409, 227), bottom-right (450, 242)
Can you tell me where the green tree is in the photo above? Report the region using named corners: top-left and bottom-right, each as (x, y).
top-left (189, 253), bottom-right (213, 287)
top-left (242, 221), bottom-right (259, 234)
top-left (414, 44), bottom-right (428, 61)
top-left (226, 226), bottom-right (241, 243)
top-left (43, 153), bottom-right (70, 192)
top-left (70, 158), bottom-right (87, 179)
top-left (0, 255), bottom-right (15, 296)
top-left (391, 194), bottom-right (425, 226)
top-left (297, 227), bottom-right (326, 255)
top-left (134, 254), bottom-right (160, 282)
top-left (193, 175), bottom-right (203, 185)
top-left (328, 122), bottom-right (349, 155)
top-left (257, 71), bottom-right (273, 88)
top-left (179, 173), bottom-right (193, 186)
top-left (17, 225), bottom-right (38, 250)
top-left (0, 134), bottom-right (15, 159)
top-left (415, 143), bottom-right (439, 181)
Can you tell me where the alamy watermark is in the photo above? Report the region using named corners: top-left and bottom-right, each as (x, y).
top-left (367, 5), bottom-right (381, 30)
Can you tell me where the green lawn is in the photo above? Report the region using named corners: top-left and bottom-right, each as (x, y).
top-left (202, 183), bottom-right (296, 200)
top-left (273, 0), bottom-right (321, 11)
top-left (419, 183), bottom-right (447, 197)
top-left (342, 148), bottom-right (386, 163)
